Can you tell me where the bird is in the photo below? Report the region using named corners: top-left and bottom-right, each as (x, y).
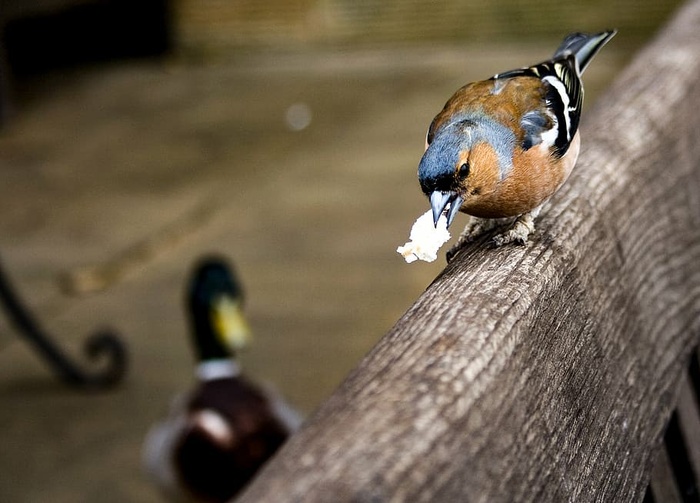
top-left (143, 256), bottom-right (302, 503)
top-left (418, 30), bottom-right (616, 257)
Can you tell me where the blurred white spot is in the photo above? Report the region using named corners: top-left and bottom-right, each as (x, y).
top-left (285, 102), bottom-right (312, 131)
top-left (193, 409), bottom-right (234, 446)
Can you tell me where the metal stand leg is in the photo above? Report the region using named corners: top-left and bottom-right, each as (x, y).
top-left (0, 257), bottom-right (128, 390)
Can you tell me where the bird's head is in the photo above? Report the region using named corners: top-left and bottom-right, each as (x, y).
top-left (187, 257), bottom-right (251, 362)
top-left (418, 120), bottom-right (477, 228)
top-left (418, 119), bottom-right (510, 227)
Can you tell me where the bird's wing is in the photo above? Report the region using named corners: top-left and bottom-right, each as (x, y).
top-left (493, 55), bottom-right (582, 157)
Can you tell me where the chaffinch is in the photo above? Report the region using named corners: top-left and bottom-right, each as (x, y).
top-left (418, 30), bottom-right (616, 256)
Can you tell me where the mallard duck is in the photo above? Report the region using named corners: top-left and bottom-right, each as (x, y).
top-left (143, 257), bottom-right (302, 502)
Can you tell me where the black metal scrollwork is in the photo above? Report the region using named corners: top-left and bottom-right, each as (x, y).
top-left (0, 257), bottom-right (128, 390)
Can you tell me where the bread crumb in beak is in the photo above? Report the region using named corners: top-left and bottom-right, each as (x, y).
top-left (397, 210), bottom-right (451, 263)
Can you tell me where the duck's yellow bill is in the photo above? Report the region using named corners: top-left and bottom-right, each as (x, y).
top-left (210, 296), bottom-right (251, 351)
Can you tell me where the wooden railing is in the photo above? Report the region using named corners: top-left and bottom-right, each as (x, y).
top-left (235, 1), bottom-right (700, 501)
top-left (646, 349), bottom-right (700, 501)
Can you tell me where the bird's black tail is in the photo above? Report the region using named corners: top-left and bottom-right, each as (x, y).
top-left (554, 30), bottom-right (617, 73)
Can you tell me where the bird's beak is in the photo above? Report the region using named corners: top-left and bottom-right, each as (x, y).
top-left (430, 190), bottom-right (464, 228)
top-left (210, 296), bottom-right (252, 352)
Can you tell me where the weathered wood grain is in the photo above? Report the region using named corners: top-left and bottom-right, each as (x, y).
top-left (648, 447), bottom-right (683, 503)
top-left (236, 1), bottom-right (700, 501)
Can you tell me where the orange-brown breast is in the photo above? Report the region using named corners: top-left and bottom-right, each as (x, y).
top-left (462, 132), bottom-right (581, 218)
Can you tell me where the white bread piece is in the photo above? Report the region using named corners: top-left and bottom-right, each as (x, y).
top-left (397, 210), bottom-right (451, 263)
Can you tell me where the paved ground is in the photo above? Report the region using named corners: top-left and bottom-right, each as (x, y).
top-left (0, 43), bottom-right (625, 502)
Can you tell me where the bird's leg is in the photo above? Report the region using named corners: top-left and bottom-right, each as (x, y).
top-left (459, 216), bottom-right (502, 244)
top-left (491, 205), bottom-right (542, 247)
top-left (446, 206), bottom-right (543, 260)
top-left (446, 216), bottom-right (501, 261)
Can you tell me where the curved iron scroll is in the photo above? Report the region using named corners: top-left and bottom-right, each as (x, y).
top-left (0, 258), bottom-right (128, 390)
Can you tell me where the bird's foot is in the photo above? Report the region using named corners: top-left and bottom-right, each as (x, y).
top-left (446, 217), bottom-right (500, 261)
top-left (446, 208), bottom-right (542, 260)
top-left (490, 209), bottom-right (540, 247)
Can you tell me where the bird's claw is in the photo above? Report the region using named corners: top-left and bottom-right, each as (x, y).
top-left (446, 216), bottom-right (499, 262)
top-left (490, 211), bottom-right (538, 247)
top-left (446, 211), bottom-right (539, 261)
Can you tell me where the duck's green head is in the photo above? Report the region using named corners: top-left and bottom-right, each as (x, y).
top-left (187, 257), bottom-right (251, 362)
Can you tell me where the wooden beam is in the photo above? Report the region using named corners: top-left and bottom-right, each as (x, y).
top-left (237, 1), bottom-right (700, 501)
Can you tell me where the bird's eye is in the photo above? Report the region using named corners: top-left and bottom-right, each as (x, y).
top-left (458, 162), bottom-right (470, 178)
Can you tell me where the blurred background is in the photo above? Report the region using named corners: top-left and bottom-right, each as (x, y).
top-left (0, 0), bottom-right (685, 501)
